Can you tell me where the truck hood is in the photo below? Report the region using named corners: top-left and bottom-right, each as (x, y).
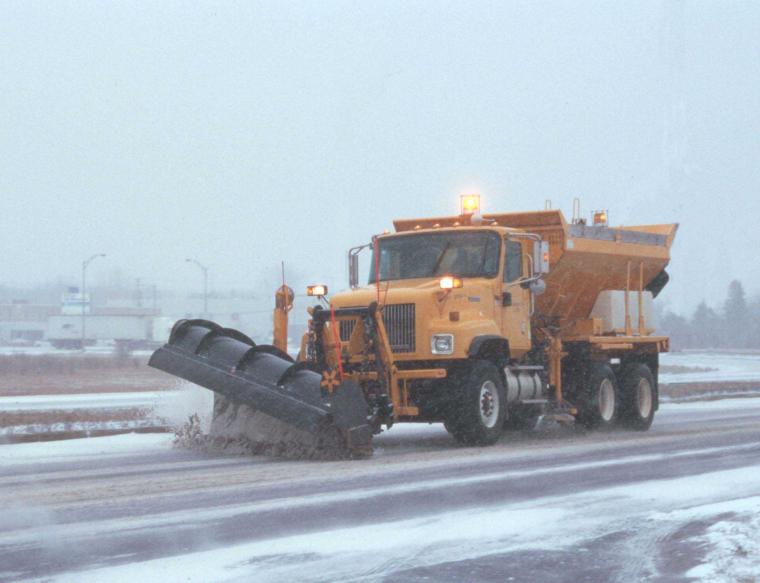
top-left (330, 279), bottom-right (448, 309)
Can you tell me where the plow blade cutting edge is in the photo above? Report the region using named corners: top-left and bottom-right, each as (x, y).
top-left (149, 319), bottom-right (373, 458)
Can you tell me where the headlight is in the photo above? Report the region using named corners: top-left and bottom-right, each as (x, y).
top-left (431, 334), bottom-right (454, 355)
top-left (439, 276), bottom-right (463, 289)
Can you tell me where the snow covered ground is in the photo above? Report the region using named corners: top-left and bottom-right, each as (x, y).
top-left (687, 505), bottom-right (760, 582)
top-left (0, 391), bottom-right (176, 412)
top-left (0, 386), bottom-right (207, 439)
top-left (0, 345), bottom-right (152, 357)
top-left (660, 351), bottom-right (760, 384)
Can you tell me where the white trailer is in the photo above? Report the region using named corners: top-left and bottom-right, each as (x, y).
top-left (47, 312), bottom-right (157, 349)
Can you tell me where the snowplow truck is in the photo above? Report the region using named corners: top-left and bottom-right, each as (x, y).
top-left (150, 207), bottom-right (677, 458)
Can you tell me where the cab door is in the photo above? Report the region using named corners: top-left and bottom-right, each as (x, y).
top-left (500, 239), bottom-right (532, 357)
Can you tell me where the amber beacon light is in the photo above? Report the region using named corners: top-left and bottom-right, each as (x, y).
top-left (459, 194), bottom-right (480, 215)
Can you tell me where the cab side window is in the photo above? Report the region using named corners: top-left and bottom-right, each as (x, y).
top-left (504, 241), bottom-right (523, 282)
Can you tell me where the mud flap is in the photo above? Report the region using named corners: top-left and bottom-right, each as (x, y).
top-left (149, 319), bottom-right (373, 456)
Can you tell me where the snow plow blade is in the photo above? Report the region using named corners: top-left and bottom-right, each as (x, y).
top-left (149, 319), bottom-right (373, 458)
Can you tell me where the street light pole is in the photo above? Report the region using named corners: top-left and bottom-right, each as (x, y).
top-left (81, 253), bottom-right (106, 350)
top-left (186, 258), bottom-right (209, 315)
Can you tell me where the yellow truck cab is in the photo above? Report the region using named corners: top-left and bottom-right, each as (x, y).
top-left (332, 225), bottom-right (535, 362)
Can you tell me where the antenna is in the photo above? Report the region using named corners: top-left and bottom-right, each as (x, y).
top-left (572, 197), bottom-right (581, 224)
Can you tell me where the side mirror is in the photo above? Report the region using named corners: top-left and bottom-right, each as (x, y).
top-left (533, 241), bottom-right (550, 275)
top-left (349, 252), bottom-right (359, 289)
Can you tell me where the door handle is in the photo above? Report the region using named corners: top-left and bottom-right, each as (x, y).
top-left (502, 292), bottom-right (512, 307)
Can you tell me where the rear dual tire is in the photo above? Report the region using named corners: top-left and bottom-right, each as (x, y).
top-left (578, 362), bottom-right (655, 431)
top-left (578, 364), bottom-right (619, 430)
top-left (618, 363), bottom-right (656, 431)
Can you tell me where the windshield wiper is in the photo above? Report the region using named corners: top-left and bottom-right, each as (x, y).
top-left (431, 242), bottom-right (452, 275)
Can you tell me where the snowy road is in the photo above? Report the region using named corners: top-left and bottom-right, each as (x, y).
top-left (1, 397), bottom-right (759, 582)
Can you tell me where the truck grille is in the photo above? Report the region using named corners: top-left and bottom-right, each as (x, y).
top-left (339, 320), bottom-right (356, 342)
top-left (337, 304), bottom-right (416, 353)
top-left (384, 303), bottom-right (416, 353)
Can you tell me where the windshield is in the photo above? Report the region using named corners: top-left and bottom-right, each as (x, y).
top-left (369, 231), bottom-right (501, 283)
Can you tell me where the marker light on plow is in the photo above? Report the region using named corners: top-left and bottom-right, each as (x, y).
top-left (307, 284), bottom-right (328, 297)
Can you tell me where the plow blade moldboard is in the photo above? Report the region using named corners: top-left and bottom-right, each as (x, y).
top-left (149, 319), bottom-right (373, 458)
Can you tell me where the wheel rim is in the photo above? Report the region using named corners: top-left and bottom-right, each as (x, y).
top-left (598, 378), bottom-right (615, 422)
top-left (479, 380), bottom-right (500, 428)
top-left (636, 378), bottom-right (653, 419)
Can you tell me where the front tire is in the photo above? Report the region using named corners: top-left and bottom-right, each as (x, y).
top-left (577, 363), bottom-right (618, 430)
top-left (618, 363), bottom-right (656, 431)
top-left (445, 361), bottom-right (506, 445)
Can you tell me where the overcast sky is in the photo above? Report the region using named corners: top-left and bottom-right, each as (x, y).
top-left (1, 0), bottom-right (758, 313)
